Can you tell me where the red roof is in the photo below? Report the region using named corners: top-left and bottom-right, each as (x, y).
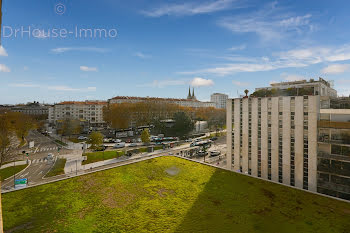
top-left (58, 101), bottom-right (107, 105)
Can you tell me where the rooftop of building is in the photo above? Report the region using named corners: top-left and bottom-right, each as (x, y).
top-left (3, 156), bottom-right (350, 232)
top-left (269, 77), bottom-right (333, 88)
top-left (57, 101), bottom-right (107, 105)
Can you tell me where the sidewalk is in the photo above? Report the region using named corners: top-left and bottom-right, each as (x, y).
top-left (0, 160), bottom-right (27, 170)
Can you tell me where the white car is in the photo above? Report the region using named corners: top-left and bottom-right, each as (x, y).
top-left (78, 136), bottom-right (87, 140)
top-left (47, 153), bottom-right (54, 160)
top-left (114, 142), bottom-right (125, 148)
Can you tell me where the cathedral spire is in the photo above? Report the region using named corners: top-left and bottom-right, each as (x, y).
top-left (187, 86), bottom-right (192, 99)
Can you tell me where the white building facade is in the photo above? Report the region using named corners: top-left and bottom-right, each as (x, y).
top-left (211, 93), bottom-right (228, 109)
top-left (48, 101), bottom-right (107, 126)
top-left (226, 96), bottom-right (319, 192)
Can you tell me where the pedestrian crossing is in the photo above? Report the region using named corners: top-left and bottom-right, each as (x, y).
top-left (31, 157), bottom-right (55, 164)
top-left (33, 147), bottom-right (58, 153)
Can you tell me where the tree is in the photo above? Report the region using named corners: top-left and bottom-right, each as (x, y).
top-left (171, 112), bottom-right (194, 139)
top-left (141, 129), bottom-right (150, 144)
top-left (0, 114), bottom-right (20, 166)
top-left (89, 131), bottom-right (103, 149)
top-left (60, 119), bottom-right (81, 138)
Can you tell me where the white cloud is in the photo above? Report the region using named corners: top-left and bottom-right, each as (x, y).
top-left (134, 52), bottom-right (151, 59)
top-left (48, 86), bottom-right (97, 92)
top-left (229, 44), bottom-right (246, 51)
top-left (51, 47), bottom-right (108, 54)
top-left (321, 64), bottom-right (350, 74)
top-left (9, 83), bottom-right (96, 92)
top-left (218, 2), bottom-right (314, 41)
top-left (281, 73), bottom-right (306, 81)
top-left (0, 64), bottom-right (10, 72)
top-left (139, 79), bottom-right (187, 88)
top-left (190, 77), bottom-right (214, 87)
top-left (180, 44), bottom-right (350, 76)
top-left (142, 0), bottom-right (241, 17)
top-left (80, 66), bottom-right (98, 72)
top-left (232, 80), bottom-right (250, 86)
top-left (0, 46), bottom-right (8, 56)
top-left (9, 83), bottom-right (39, 88)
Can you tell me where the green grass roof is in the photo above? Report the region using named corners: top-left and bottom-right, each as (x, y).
top-left (3, 156), bottom-right (350, 233)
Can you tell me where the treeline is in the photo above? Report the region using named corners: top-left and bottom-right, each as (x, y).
top-left (0, 112), bottom-right (38, 166)
top-left (103, 102), bottom-right (226, 131)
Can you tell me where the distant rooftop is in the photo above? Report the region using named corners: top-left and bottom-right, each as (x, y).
top-left (57, 101), bottom-right (107, 105)
top-left (110, 96), bottom-right (202, 102)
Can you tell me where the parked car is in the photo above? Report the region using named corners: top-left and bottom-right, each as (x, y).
top-left (95, 146), bottom-right (106, 151)
top-left (114, 142), bottom-right (126, 148)
top-left (103, 138), bottom-right (110, 143)
top-left (185, 139), bottom-right (192, 142)
top-left (47, 153), bottom-right (54, 160)
top-left (210, 150), bottom-right (221, 157)
top-left (197, 151), bottom-right (208, 157)
top-left (129, 143), bottom-right (138, 147)
top-left (210, 137), bottom-right (218, 141)
top-left (78, 136), bottom-right (87, 140)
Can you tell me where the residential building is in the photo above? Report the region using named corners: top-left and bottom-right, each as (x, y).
top-left (48, 101), bottom-right (107, 127)
top-left (109, 88), bottom-right (215, 108)
top-left (226, 79), bottom-right (350, 200)
top-left (211, 93), bottom-right (228, 109)
top-left (11, 101), bottom-right (49, 115)
top-left (255, 78), bottom-right (337, 97)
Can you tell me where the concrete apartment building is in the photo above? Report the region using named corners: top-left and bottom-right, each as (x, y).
top-left (211, 93), bottom-right (228, 109)
top-left (11, 101), bottom-right (49, 115)
top-left (48, 101), bottom-right (107, 127)
top-left (226, 78), bottom-right (350, 200)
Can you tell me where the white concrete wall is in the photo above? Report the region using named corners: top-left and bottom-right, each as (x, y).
top-left (308, 96), bottom-right (319, 192)
top-left (271, 97), bottom-right (279, 182)
top-left (294, 96), bottom-right (304, 189)
top-left (234, 99), bottom-right (241, 172)
top-left (282, 97), bottom-right (291, 185)
top-left (261, 98), bottom-right (268, 179)
top-left (251, 98), bottom-right (258, 176)
top-left (242, 98), bottom-right (249, 173)
top-left (226, 99), bottom-right (233, 170)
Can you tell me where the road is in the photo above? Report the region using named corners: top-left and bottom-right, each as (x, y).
top-left (2, 134), bottom-right (228, 192)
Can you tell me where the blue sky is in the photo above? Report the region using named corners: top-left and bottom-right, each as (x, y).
top-left (1, 0), bottom-right (350, 104)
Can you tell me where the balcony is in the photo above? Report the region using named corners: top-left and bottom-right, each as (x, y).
top-left (318, 121), bottom-right (350, 129)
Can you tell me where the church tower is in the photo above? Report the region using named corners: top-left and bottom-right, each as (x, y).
top-left (187, 86), bottom-right (192, 99)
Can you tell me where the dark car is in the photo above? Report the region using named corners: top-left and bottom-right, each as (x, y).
top-left (95, 146), bottom-right (106, 151)
top-left (210, 137), bottom-right (218, 141)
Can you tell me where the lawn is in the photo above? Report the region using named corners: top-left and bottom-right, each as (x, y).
top-left (55, 139), bottom-right (67, 146)
top-left (3, 156), bottom-right (350, 233)
top-left (82, 150), bottom-right (125, 165)
top-left (45, 158), bottom-right (67, 177)
top-left (0, 164), bottom-right (28, 182)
